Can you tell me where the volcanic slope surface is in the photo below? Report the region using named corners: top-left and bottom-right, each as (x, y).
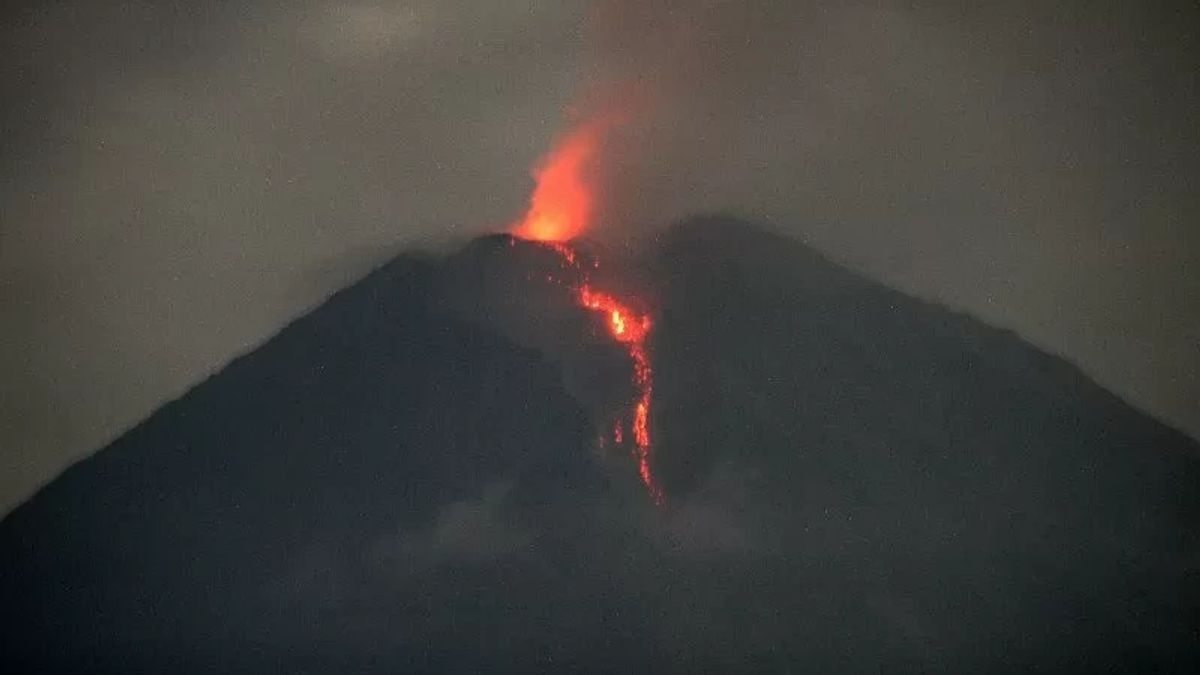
top-left (2, 217), bottom-right (1197, 673)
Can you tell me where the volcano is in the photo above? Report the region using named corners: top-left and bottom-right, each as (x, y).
top-left (2, 217), bottom-right (1198, 672)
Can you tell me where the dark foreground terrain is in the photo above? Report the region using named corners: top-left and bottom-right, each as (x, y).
top-left (3, 217), bottom-right (1197, 672)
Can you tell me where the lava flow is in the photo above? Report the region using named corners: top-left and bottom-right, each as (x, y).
top-left (509, 114), bottom-right (664, 505)
top-left (577, 283), bottom-right (661, 505)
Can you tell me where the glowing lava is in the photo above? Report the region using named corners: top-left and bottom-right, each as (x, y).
top-left (578, 284), bottom-right (661, 505)
top-left (512, 115), bottom-right (617, 243)
top-left (520, 242), bottom-right (664, 506)
top-left (509, 113), bottom-right (663, 505)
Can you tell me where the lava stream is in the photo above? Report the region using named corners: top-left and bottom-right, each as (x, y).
top-left (577, 281), bottom-right (662, 505)
top-left (509, 109), bottom-right (662, 504)
top-left (523, 242), bottom-right (663, 505)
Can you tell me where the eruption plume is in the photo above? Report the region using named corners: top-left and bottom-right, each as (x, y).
top-left (510, 111), bottom-right (663, 505)
top-left (512, 113), bottom-right (621, 242)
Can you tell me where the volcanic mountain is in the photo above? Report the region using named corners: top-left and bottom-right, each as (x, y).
top-left (2, 217), bottom-right (1197, 672)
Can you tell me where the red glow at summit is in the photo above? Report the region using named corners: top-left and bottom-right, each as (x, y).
top-left (509, 111), bottom-right (663, 505)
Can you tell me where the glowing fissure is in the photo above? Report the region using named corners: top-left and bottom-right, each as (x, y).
top-left (510, 110), bottom-right (663, 505)
top-left (576, 279), bottom-right (662, 505)
top-left (521, 242), bottom-right (664, 505)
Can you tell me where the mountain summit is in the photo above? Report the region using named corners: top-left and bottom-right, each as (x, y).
top-left (3, 217), bottom-right (1197, 672)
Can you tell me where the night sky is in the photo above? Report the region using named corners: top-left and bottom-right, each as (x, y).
top-left (2, 0), bottom-right (1197, 514)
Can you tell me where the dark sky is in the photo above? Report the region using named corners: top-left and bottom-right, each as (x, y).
top-left (2, 0), bottom-right (1197, 513)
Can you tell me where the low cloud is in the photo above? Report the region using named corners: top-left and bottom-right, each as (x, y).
top-left (645, 465), bottom-right (768, 557)
top-left (371, 480), bottom-right (533, 573)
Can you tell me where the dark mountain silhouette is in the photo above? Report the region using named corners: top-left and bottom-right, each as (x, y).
top-left (2, 217), bottom-right (1197, 673)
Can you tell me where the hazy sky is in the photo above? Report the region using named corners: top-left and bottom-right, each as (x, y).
top-left (2, 0), bottom-right (1197, 513)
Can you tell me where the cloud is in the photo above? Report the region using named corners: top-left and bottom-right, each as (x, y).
top-left (371, 480), bottom-right (533, 573)
top-left (651, 499), bottom-right (758, 556)
top-left (644, 465), bottom-right (767, 557)
top-left (303, 2), bottom-right (426, 59)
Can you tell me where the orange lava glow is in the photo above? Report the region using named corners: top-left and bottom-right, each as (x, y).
top-left (511, 117), bottom-right (614, 243)
top-left (578, 283), bottom-right (661, 504)
top-left (508, 110), bottom-right (662, 505)
top-left (584, 281), bottom-right (662, 503)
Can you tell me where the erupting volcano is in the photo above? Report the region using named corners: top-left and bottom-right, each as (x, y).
top-left (510, 115), bottom-right (663, 505)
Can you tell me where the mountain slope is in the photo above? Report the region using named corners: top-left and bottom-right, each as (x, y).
top-left (1, 217), bottom-right (1196, 672)
top-left (649, 217), bottom-right (1200, 670)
